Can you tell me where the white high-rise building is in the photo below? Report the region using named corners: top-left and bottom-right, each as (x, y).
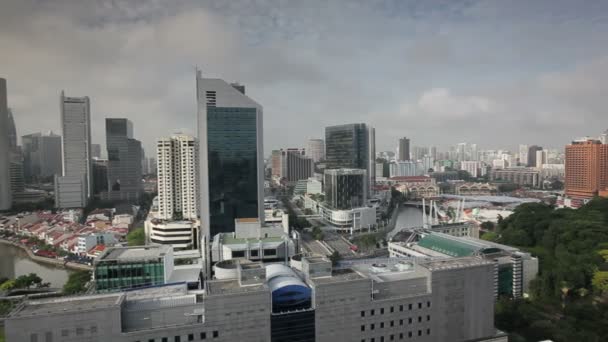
top-left (461, 161), bottom-right (485, 178)
top-left (0, 78), bottom-right (11, 210)
top-left (535, 149), bottom-right (548, 169)
top-left (156, 135), bottom-right (198, 220)
top-left (307, 138), bottom-right (325, 162)
top-left (55, 91), bottom-right (91, 208)
top-left (600, 130), bottom-right (608, 144)
top-left (519, 144), bottom-right (529, 166)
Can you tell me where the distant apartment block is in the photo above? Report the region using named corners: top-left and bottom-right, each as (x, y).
top-left (565, 138), bottom-right (608, 199)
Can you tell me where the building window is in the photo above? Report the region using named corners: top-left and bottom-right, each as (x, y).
top-left (427, 315), bottom-right (430, 321)
top-left (408, 304), bottom-right (412, 310)
top-left (149, 339), bottom-right (155, 342)
top-left (418, 330), bottom-right (422, 336)
top-left (371, 324), bottom-right (375, 330)
top-left (380, 308), bottom-right (384, 314)
top-left (61, 330), bottom-right (69, 337)
top-left (399, 319), bottom-right (403, 326)
top-left (399, 333), bottom-right (403, 339)
top-left (380, 337), bottom-right (384, 342)
top-left (200, 332), bottom-right (206, 339)
top-left (162, 338), bottom-right (168, 342)
top-left (427, 301), bottom-right (431, 308)
top-left (175, 337), bottom-right (181, 342)
top-left (361, 325), bottom-right (365, 332)
top-left (45, 332), bottom-right (53, 342)
top-left (418, 302), bottom-right (422, 309)
top-left (371, 309), bottom-right (375, 316)
top-left (408, 318), bottom-right (412, 324)
top-left (30, 334), bottom-right (38, 342)
top-left (90, 326), bottom-right (97, 334)
top-left (408, 332), bottom-right (412, 338)
top-left (390, 335), bottom-right (394, 341)
top-left (76, 328), bottom-right (84, 336)
top-left (427, 328), bottom-right (431, 335)
top-left (188, 334), bottom-right (194, 341)
top-left (390, 320), bottom-right (394, 327)
top-left (390, 306), bottom-right (394, 313)
top-left (361, 310), bottom-right (365, 317)
top-left (399, 305), bottom-right (403, 312)
top-left (213, 331), bottom-right (219, 338)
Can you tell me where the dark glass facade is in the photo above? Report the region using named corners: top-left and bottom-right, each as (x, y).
top-left (207, 107), bottom-right (259, 236)
top-left (324, 170), bottom-right (367, 210)
top-left (94, 260), bottom-right (165, 291)
top-left (271, 310), bottom-right (315, 342)
top-left (105, 118), bottom-right (142, 201)
top-left (325, 123), bottom-right (369, 170)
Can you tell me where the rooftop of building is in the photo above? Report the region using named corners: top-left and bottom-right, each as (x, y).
top-left (98, 245), bottom-right (171, 262)
top-left (205, 279), bottom-right (268, 296)
top-left (389, 176), bottom-right (433, 182)
top-left (8, 294), bottom-right (123, 318)
top-left (219, 234), bottom-right (285, 245)
top-left (418, 257), bottom-right (494, 272)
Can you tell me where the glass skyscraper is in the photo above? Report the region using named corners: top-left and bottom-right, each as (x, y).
top-left (196, 70), bottom-right (264, 270)
top-left (105, 118), bottom-right (143, 202)
top-left (325, 123), bottom-right (375, 192)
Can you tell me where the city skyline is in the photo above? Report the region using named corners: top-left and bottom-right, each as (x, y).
top-left (2, 1), bottom-right (608, 155)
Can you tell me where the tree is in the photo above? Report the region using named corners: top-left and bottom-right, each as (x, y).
top-left (311, 226), bottom-right (324, 240)
top-left (480, 221), bottom-right (495, 231)
top-left (0, 280), bottom-right (16, 291)
top-left (328, 251), bottom-right (342, 266)
top-left (127, 227), bottom-right (146, 246)
top-left (592, 271), bottom-right (608, 295)
top-left (63, 271), bottom-right (91, 295)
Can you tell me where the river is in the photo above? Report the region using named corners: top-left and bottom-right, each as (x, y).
top-left (388, 206), bottom-right (423, 238)
top-left (0, 244), bottom-right (71, 288)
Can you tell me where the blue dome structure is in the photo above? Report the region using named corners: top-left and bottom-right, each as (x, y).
top-left (265, 264), bottom-right (311, 313)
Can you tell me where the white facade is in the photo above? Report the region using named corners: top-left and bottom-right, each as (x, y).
top-left (0, 78), bottom-right (11, 210)
top-left (461, 161), bottom-right (484, 178)
top-left (145, 219), bottom-right (200, 251)
top-left (535, 149), bottom-right (548, 169)
top-left (157, 135), bottom-right (198, 220)
top-left (518, 144), bottom-right (529, 166)
top-left (76, 233), bottom-right (117, 254)
top-left (389, 161), bottom-right (423, 177)
top-left (56, 92), bottom-right (91, 208)
top-left (307, 138), bottom-right (325, 162)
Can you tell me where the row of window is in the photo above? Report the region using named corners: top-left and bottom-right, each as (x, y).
top-left (361, 315), bottom-right (430, 331)
top-left (30, 326), bottom-right (98, 342)
top-left (361, 328), bottom-right (431, 342)
top-left (361, 301), bottom-right (431, 317)
top-left (136, 331), bottom-right (219, 342)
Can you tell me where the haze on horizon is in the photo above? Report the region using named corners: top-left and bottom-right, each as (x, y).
top-left (1, 0), bottom-right (607, 155)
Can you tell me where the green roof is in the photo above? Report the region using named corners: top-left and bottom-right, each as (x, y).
top-left (417, 234), bottom-right (478, 257)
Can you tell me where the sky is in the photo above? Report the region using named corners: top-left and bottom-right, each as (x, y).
top-left (1, 0), bottom-right (608, 157)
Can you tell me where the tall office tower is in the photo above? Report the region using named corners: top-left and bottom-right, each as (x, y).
top-left (398, 137), bottom-right (410, 161)
top-left (518, 144), bottom-right (529, 166)
top-left (535, 149), bottom-right (548, 168)
top-left (91, 143), bottom-right (102, 159)
top-left (156, 135), bottom-right (199, 220)
top-left (565, 139), bottom-right (608, 199)
top-left (9, 157), bottom-right (25, 194)
top-left (196, 70), bottom-right (264, 242)
top-left (141, 148), bottom-right (148, 175)
top-left (7, 108), bottom-right (17, 150)
top-left (0, 78), bottom-right (13, 210)
top-left (277, 148), bottom-right (313, 184)
top-left (430, 146), bottom-right (437, 160)
top-left (324, 169), bottom-right (367, 210)
top-left (147, 157), bottom-right (157, 175)
top-left (325, 123), bottom-right (374, 194)
top-left (55, 92), bottom-right (91, 208)
top-left (307, 138), bottom-right (325, 162)
top-left (22, 132), bottom-right (62, 182)
top-left (527, 145), bottom-right (542, 167)
top-left (105, 118), bottom-right (143, 202)
top-left (271, 150), bottom-right (282, 177)
top-left (470, 143), bottom-right (478, 161)
top-left (92, 159), bottom-right (108, 195)
top-left (456, 143), bottom-right (467, 161)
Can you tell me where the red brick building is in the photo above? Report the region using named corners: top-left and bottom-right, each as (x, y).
top-left (565, 139), bottom-right (608, 199)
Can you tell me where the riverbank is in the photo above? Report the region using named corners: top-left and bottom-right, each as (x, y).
top-left (0, 239), bottom-right (91, 272)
